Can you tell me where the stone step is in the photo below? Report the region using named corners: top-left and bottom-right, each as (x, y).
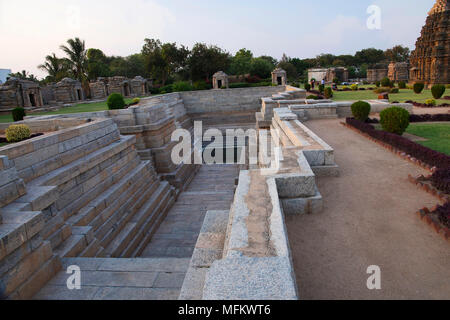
top-left (47, 224), bottom-right (72, 249)
top-left (104, 182), bottom-right (171, 258)
top-left (8, 255), bottom-right (61, 300)
top-left (0, 241), bottom-right (53, 298)
top-left (96, 178), bottom-right (158, 251)
top-left (53, 234), bottom-right (86, 258)
top-left (9, 185), bottom-right (58, 212)
top-left (128, 191), bottom-right (175, 258)
top-left (66, 158), bottom-right (148, 228)
top-left (29, 135), bottom-right (135, 189)
top-left (57, 153), bottom-right (141, 221)
top-left (79, 238), bottom-right (101, 258)
top-left (0, 211), bottom-right (44, 261)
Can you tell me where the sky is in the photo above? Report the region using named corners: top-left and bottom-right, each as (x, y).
top-left (0, 0), bottom-right (437, 78)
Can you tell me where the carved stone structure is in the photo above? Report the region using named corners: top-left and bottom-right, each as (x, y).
top-left (388, 62), bottom-right (409, 82)
top-left (272, 68), bottom-right (287, 85)
top-left (212, 71), bottom-right (229, 89)
top-left (308, 67), bottom-right (348, 83)
top-left (410, 0), bottom-right (450, 84)
top-left (367, 68), bottom-right (388, 83)
top-left (89, 79), bottom-right (108, 100)
top-left (0, 78), bottom-right (44, 112)
top-left (89, 76), bottom-right (149, 99)
top-left (130, 76), bottom-right (149, 96)
top-left (53, 78), bottom-right (85, 104)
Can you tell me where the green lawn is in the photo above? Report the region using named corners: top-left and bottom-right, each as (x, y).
top-left (405, 123), bottom-right (450, 155)
top-left (0, 98), bottom-right (137, 124)
top-left (332, 88), bottom-right (449, 104)
top-left (0, 142), bottom-right (7, 147)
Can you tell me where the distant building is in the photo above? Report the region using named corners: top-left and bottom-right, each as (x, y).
top-left (0, 69), bottom-right (12, 84)
top-left (308, 67), bottom-right (349, 83)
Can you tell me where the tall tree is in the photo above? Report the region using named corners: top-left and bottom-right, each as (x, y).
top-left (38, 53), bottom-right (68, 83)
top-left (8, 70), bottom-right (39, 82)
top-left (354, 48), bottom-right (386, 65)
top-left (229, 48), bottom-right (253, 75)
top-left (384, 45), bottom-right (410, 62)
top-left (87, 48), bottom-right (111, 80)
top-left (60, 37), bottom-right (88, 82)
top-left (187, 43), bottom-right (231, 82)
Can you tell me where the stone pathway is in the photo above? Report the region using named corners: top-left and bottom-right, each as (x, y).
top-left (286, 118), bottom-right (450, 300)
top-left (141, 164), bottom-right (239, 258)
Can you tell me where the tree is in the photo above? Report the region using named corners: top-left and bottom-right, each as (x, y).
top-left (290, 58), bottom-right (314, 78)
top-left (259, 55), bottom-right (278, 67)
top-left (87, 49), bottom-right (111, 80)
top-left (229, 48), bottom-right (253, 75)
top-left (384, 45), bottom-right (410, 62)
top-left (38, 53), bottom-right (69, 83)
top-left (354, 48), bottom-right (386, 65)
top-left (187, 43), bottom-right (231, 82)
top-left (249, 57), bottom-right (273, 79)
top-left (316, 54), bottom-right (336, 67)
top-left (8, 70), bottom-right (39, 82)
top-left (60, 37), bottom-right (88, 82)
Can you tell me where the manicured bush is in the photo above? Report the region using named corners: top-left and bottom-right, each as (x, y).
top-left (131, 98), bottom-right (140, 105)
top-left (431, 84), bottom-right (446, 99)
top-left (381, 77), bottom-right (391, 87)
top-left (350, 84), bottom-right (358, 91)
top-left (342, 86), bottom-right (350, 91)
top-left (425, 99), bottom-right (436, 106)
top-left (374, 87), bottom-right (391, 94)
top-left (324, 87), bottom-right (333, 99)
top-left (318, 84), bottom-right (325, 93)
top-left (333, 77), bottom-right (340, 85)
top-left (5, 124), bottom-right (31, 143)
top-left (375, 81), bottom-right (381, 87)
top-left (12, 107), bottom-right (26, 122)
top-left (193, 81), bottom-right (210, 91)
top-left (380, 107), bottom-right (410, 135)
top-left (398, 81), bottom-right (406, 89)
top-left (107, 93), bottom-right (126, 110)
top-left (351, 101), bottom-right (371, 122)
top-left (173, 81), bottom-right (193, 92)
top-left (390, 88), bottom-right (399, 94)
top-left (307, 95), bottom-right (319, 100)
top-left (346, 118), bottom-right (450, 169)
top-left (304, 83), bottom-right (311, 91)
top-left (413, 82), bottom-right (425, 94)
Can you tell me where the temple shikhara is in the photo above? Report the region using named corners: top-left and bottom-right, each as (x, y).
top-left (410, 0), bottom-right (450, 85)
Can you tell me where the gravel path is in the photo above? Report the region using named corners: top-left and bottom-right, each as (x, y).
top-left (286, 118), bottom-right (450, 300)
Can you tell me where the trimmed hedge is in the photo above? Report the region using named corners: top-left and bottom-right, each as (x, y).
top-left (346, 118), bottom-right (450, 169)
top-left (351, 101), bottom-right (371, 122)
top-left (431, 84), bottom-right (446, 99)
top-left (380, 107), bottom-right (410, 135)
top-left (107, 93), bottom-right (126, 110)
top-left (324, 87), bottom-right (333, 99)
top-left (381, 77), bottom-right (391, 87)
top-left (413, 83), bottom-right (425, 94)
top-left (12, 107), bottom-right (26, 122)
top-left (409, 114), bottom-right (450, 122)
top-left (431, 168), bottom-right (450, 194)
top-left (435, 202), bottom-right (449, 228)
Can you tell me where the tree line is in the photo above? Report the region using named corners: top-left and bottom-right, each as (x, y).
top-left (11, 37), bottom-right (411, 86)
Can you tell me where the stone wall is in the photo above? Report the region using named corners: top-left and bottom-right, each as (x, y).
top-left (367, 69), bottom-right (388, 83)
top-left (388, 62), bottom-right (409, 82)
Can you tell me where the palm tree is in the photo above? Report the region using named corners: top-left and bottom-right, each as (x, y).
top-left (60, 37), bottom-right (88, 82)
top-left (38, 53), bottom-right (67, 82)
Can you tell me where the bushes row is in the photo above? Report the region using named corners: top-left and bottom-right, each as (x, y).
top-left (409, 114), bottom-right (450, 122)
top-left (5, 124), bottom-right (31, 143)
top-left (380, 107), bottom-right (410, 135)
top-left (431, 168), bottom-right (450, 194)
top-left (434, 202), bottom-right (449, 229)
top-left (345, 118), bottom-right (450, 169)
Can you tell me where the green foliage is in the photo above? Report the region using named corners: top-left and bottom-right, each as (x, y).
top-left (381, 77), bottom-right (391, 87)
top-left (351, 101), bottom-right (371, 121)
top-left (187, 43), bottom-right (230, 82)
top-left (324, 87), bottom-right (333, 99)
top-left (431, 84), bottom-right (445, 99)
top-left (398, 81), bottom-right (406, 89)
top-left (413, 82), bottom-right (425, 94)
top-left (318, 84), bottom-right (325, 93)
top-left (132, 98), bottom-right (140, 105)
top-left (380, 107), bottom-right (410, 135)
top-left (384, 45), bottom-right (410, 62)
top-left (107, 93), bottom-right (126, 110)
top-left (173, 81), bottom-right (193, 92)
top-left (193, 81), bottom-right (211, 91)
top-left (390, 88), bottom-right (399, 94)
top-left (12, 108), bottom-right (26, 122)
top-left (375, 81), bottom-right (381, 87)
top-left (374, 87), bottom-right (391, 94)
top-left (350, 84), bottom-right (358, 91)
top-left (249, 57), bottom-right (274, 79)
top-left (332, 77), bottom-right (340, 85)
top-left (425, 99), bottom-right (436, 106)
top-left (304, 83), bottom-right (311, 91)
top-left (5, 124), bottom-right (31, 143)
top-left (307, 95), bottom-right (320, 100)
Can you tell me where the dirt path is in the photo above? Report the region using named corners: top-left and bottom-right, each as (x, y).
top-left (286, 118), bottom-right (450, 300)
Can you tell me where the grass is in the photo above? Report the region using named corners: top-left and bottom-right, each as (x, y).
top-left (405, 123), bottom-right (450, 156)
top-left (0, 142), bottom-right (7, 147)
top-left (332, 88), bottom-right (449, 104)
top-left (0, 98), bottom-right (136, 124)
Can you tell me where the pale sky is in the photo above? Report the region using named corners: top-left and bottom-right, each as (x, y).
top-left (0, 0), bottom-right (436, 78)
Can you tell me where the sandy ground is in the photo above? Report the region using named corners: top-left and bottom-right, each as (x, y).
top-left (412, 106), bottom-right (450, 115)
top-left (286, 118), bottom-right (450, 300)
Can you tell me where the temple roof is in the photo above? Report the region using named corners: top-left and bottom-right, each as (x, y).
top-left (429, 0), bottom-right (449, 15)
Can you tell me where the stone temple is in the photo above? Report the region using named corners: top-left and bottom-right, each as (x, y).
top-left (410, 0), bottom-right (450, 84)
